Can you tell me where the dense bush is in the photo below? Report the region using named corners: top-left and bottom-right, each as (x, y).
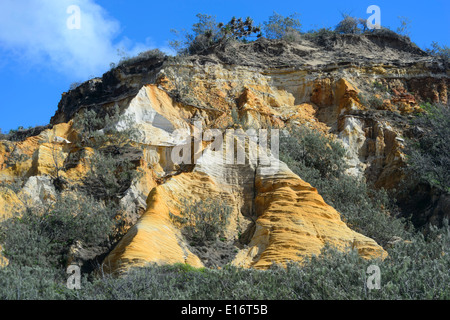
top-left (0, 119), bottom-right (448, 299)
top-left (0, 219), bottom-right (449, 299)
top-left (73, 106), bottom-right (140, 147)
top-left (115, 49), bottom-right (166, 68)
top-left (71, 106), bottom-right (142, 200)
top-left (170, 14), bottom-right (261, 55)
top-left (280, 125), bottom-right (347, 179)
top-left (263, 12), bottom-right (302, 41)
top-left (280, 125), bottom-right (409, 246)
top-left (0, 265), bottom-right (70, 300)
top-left (357, 93), bottom-right (385, 109)
top-left (170, 198), bottom-right (232, 245)
top-left (0, 193), bottom-right (122, 269)
top-left (335, 14), bottom-right (362, 34)
top-left (83, 149), bottom-right (141, 201)
top-left (405, 103), bottom-right (450, 193)
top-left (303, 27), bottom-right (335, 39)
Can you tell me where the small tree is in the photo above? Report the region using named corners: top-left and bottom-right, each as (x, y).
top-left (170, 14), bottom-right (261, 55)
top-left (405, 103), bottom-right (450, 193)
top-left (170, 198), bottom-right (232, 245)
top-left (427, 41), bottom-right (450, 63)
top-left (0, 192), bottom-right (121, 268)
top-left (169, 14), bottom-right (220, 55)
top-left (396, 16), bottom-right (411, 37)
top-left (335, 14), bottom-right (361, 34)
top-left (72, 106), bottom-right (140, 148)
top-left (83, 149), bottom-right (141, 201)
top-left (219, 16), bottom-right (262, 42)
top-left (263, 11), bottom-right (302, 40)
top-left (117, 49), bottom-right (166, 67)
top-left (72, 109), bottom-right (106, 147)
top-left (280, 125), bottom-right (347, 179)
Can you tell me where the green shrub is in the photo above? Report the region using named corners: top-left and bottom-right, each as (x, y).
top-left (71, 106), bottom-right (142, 200)
top-left (167, 262), bottom-right (207, 273)
top-left (367, 95), bottom-right (384, 109)
top-left (0, 265), bottom-right (70, 300)
top-left (335, 14), bottom-right (361, 34)
top-left (72, 109), bottom-right (106, 146)
top-left (83, 149), bottom-right (141, 201)
top-left (170, 198), bottom-right (232, 245)
top-left (280, 124), bottom-right (409, 246)
top-left (72, 105), bottom-right (140, 148)
top-left (0, 220), bottom-right (449, 299)
top-left (405, 103), bottom-right (450, 193)
top-left (263, 11), bottom-right (302, 41)
top-left (304, 27), bottom-right (335, 39)
top-left (0, 193), bottom-right (121, 269)
top-left (280, 125), bottom-right (347, 179)
top-left (170, 14), bottom-right (261, 55)
top-left (116, 49), bottom-right (166, 68)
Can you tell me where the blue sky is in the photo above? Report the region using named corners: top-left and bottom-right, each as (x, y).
top-left (0, 0), bottom-right (449, 132)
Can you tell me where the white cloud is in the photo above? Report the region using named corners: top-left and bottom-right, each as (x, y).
top-left (0, 0), bottom-right (155, 80)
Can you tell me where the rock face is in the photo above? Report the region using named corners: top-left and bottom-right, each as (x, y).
top-left (100, 83), bottom-right (387, 273)
top-left (1, 34), bottom-right (448, 271)
top-left (103, 114), bottom-right (385, 273)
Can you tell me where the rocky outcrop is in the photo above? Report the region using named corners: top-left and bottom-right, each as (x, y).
top-left (103, 129), bottom-right (385, 273)
top-left (50, 55), bottom-right (166, 125)
top-left (97, 83), bottom-right (386, 273)
top-left (1, 35), bottom-right (448, 271)
top-left (234, 160), bottom-right (385, 269)
top-left (0, 186), bottom-right (23, 220)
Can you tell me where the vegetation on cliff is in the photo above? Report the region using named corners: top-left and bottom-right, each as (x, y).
top-left (0, 11), bottom-right (449, 300)
top-left (405, 103), bottom-right (450, 194)
top-left (1, 115), bottom-right (449, 299)
top-left (1, 216), bottom-right (449, 299)
top-left (280, 125), bottom-right (410, 247)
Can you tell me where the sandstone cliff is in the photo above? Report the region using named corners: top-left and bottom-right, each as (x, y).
top-left (1, 33), bottom-right (448, 271)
